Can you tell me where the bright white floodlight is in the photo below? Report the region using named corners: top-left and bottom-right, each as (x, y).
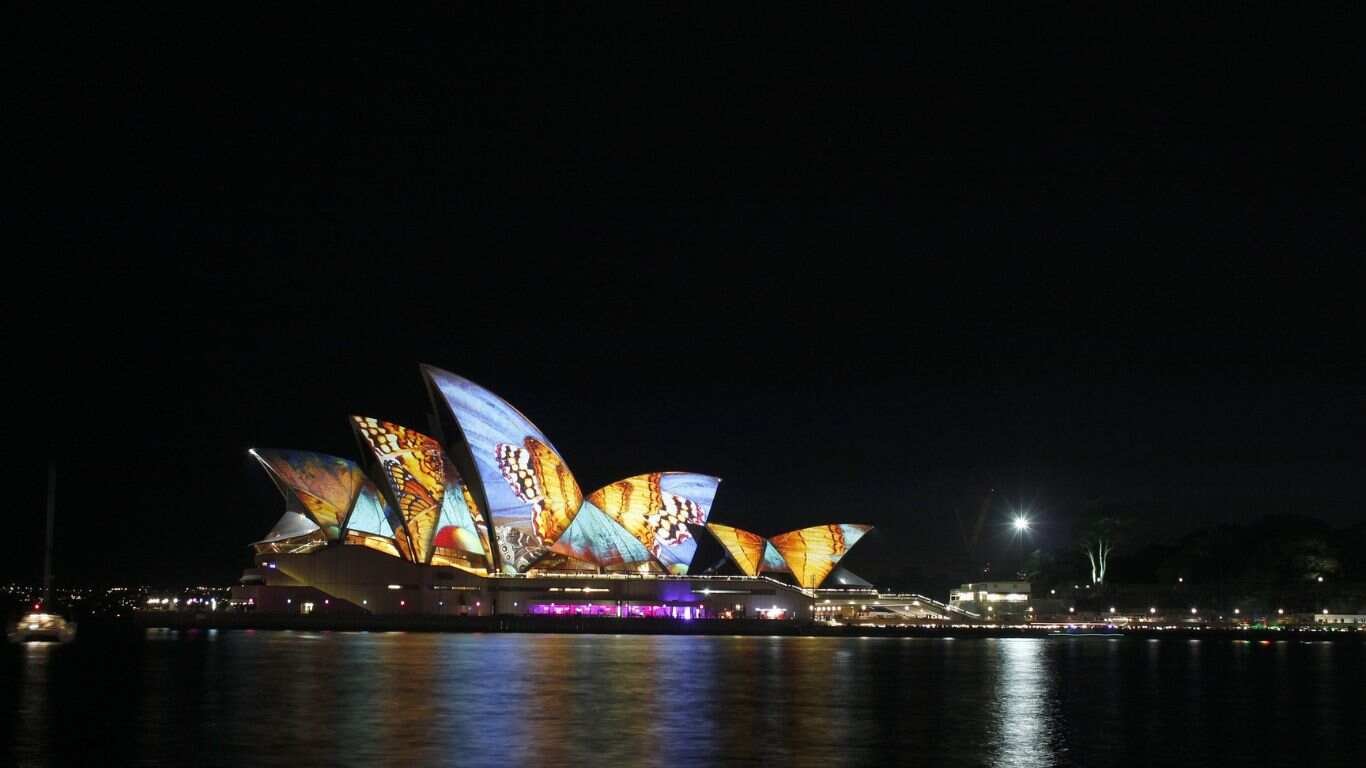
top-left (1013, 516), bottom-right (1031, 532)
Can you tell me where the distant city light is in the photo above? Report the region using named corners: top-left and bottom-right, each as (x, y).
top-left (1013, 516), bottom-right (1030, 532)
top-left (1149, 607), bottom-right (1157, 614)
top-left (1178, 577), bottom-right (1184, 583)
top-left (1190, 607), bottom-right (1197, 614)
top-left (1317, 576), bottom-right (1324, 583)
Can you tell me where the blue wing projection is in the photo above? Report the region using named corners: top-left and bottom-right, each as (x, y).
top-left (421, 366), bottom-right (583, 573)
top-left (759, 541), bottom-right (792, 574)
top-left (656, 473), bottom-right (720, 572)
top-left (588, 472), bottom-right (721, 574)
top-left (341, 480), bottom-right (408, 559)
top-left (548, 500), bottom-right (654, 567)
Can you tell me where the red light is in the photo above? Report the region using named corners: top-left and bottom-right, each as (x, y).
top-left (33, 603), bottom-right (40, 610)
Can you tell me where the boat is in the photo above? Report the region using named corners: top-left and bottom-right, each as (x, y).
top-left (9, 463), bottom-right (76, 644)
top-left (8, 611), bottom-right (75, 643)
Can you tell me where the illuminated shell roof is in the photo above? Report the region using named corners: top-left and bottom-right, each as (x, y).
top-left (351, 417), bottom-right (448, 565)
top-left (588, 472), bottom-right (720, 574)
top-left (708, 522), bottom-right (873, 588)
top-left (768, 524), bottom-right (872, 589)
top-left (548, 500), bottom-right (653, 567)
top-left (248, 367), bottom-right (867, 584)
top-left (249, 449), bottom-right (369, 541)
top-left (706, 523), bottom-right (766, 577)
top-left (421, 366), bottom-right (584, 573)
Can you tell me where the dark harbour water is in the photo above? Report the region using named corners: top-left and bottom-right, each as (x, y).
top-left (2, 630), bottom-right (1362, 767)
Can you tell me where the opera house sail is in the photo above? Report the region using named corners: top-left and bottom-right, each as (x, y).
top-left (236, 364), bottom-right (872, 617)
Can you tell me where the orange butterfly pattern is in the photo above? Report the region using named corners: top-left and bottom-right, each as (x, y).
top-left (706, 523), bottom-right (767, 577)
top-left (494, 437), bottom-right (583, 547)
top-left (351, 416), bottom-right (447, 565)
top-left (768, 524), bottom-right (872, 589)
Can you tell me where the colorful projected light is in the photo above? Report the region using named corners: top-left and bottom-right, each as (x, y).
top-left (421, 366), bottom-right (584, 573)
top-left (249, 449), bottom-right (370, 541)
top-left (759, 541), bottom-right (792, 574)
top-left (768, 524), bottom-right (872, 589)
top-left (342, 480), bottom-right (406, 557)
top-left (246, 366), bottom-right (875, 591)
top-left (432, 461), bottom-right (491, 568)
top-left (706, 523), bottom-right (767, 577)
top-left (351, 416), bottom-right (448, 565)
top-left (548, 500), bottom-right (654, 567)
top-left (589, 472), bottom-right (720, 573)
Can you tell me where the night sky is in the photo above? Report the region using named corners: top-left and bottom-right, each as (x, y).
top-left (12, 7), bottom-right (1364, 585)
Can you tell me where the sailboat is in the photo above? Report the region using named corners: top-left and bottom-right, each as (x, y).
top-left (9, 464), bottom-right (76, 643)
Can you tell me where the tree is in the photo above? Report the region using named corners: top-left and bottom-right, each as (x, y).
top-left (1076, 503), bottom-right (1128, 586)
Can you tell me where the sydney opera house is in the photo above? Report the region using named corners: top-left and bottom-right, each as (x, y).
top-left (232, 365), bottom-right (871, 619)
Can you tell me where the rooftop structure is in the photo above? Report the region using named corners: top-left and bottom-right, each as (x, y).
top-left (236, 365), bottom-right (872, 615)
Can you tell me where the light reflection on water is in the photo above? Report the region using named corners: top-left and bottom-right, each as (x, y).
top-left (988, 639), bottom-right (1062, 767)
top-left (3, 631), bottom-right (1362, 767)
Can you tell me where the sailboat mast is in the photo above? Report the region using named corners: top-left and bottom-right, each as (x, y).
top-left (44, 462), bottom-right (55, 606)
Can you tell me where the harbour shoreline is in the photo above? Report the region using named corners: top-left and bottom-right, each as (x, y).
top-left (126, 613), bottom-right (1365, 641)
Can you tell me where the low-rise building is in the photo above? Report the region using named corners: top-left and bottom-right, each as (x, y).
top-left (949, 581), bottom-right (1031, 621)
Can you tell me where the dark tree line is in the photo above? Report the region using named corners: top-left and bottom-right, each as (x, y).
top-left (1028, 514), bottom-right (1366, 588)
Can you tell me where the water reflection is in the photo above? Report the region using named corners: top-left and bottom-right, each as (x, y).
top-left (2, 631), bottom-right (1362, 767)
top-left (987, 639), bottom-right (1064, 767)
top-left (15, 644), bottom-right (53, 765)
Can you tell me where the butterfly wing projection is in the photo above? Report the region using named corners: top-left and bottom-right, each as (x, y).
top-left (249, 449), bottom-right (368, 542)
top-left (494, 436), bottom-right (583, 546)
top-left (590, 472), bottom-right (720, 573)
top-left (421, 366), bottom-right (582, 573)
top-left (768, 524), bottom-right (872, 589)
top-left (706, 523), bottom-right (767, 577)
top-left (759, 541), bottom-right (792, 574)
top-left (342, 479), bottom-right (408, 558)
top-left (547, 500), bottom-right (653, 567)
top-left (351, 416), bottom-right (447, 564)
top-left (431, 461), bottom-right (491, 570)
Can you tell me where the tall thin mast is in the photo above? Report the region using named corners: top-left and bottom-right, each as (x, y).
top-left (44, 462), bottom-right (55, 606)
